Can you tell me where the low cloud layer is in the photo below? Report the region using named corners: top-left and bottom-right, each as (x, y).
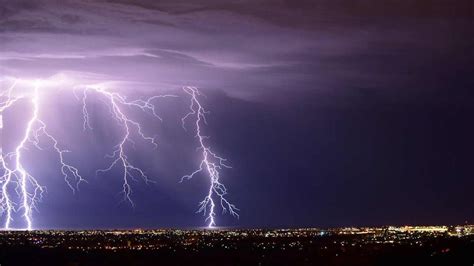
top-left (1, 0), bottom-right (472, 102)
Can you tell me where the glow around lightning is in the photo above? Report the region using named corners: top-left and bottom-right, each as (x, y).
top-left (0, 79), bottom-right (168, 229)
top-left (181, 87), bottom-right (238, 228)
top-left (80, 86), bottom-right (175, 206)
top-left (0, 78), bottom-right (237, 230)
top-left (0, 81), bottom-right (70, 230)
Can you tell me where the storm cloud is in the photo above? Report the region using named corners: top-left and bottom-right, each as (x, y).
top-left (1, 0), bottom-right (471, 102)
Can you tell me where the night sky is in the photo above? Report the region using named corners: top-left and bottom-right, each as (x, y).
top-left (0, 0), bottom-right (473, 229)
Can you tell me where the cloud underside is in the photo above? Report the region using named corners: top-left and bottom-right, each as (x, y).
top-left (0, 0), bottom-right (472, 101)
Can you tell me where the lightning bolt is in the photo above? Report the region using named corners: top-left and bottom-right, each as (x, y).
top-left (0, 79), bottom-right (174, 229)
top-left (0, 81), bottom-right (19, 228)
top-left (0, 81), bottom-right (76, 230)
top-left (80, 86), bottom-right (176, 206)
top-left (0, 80), bottom-right (91, 230)
top-left (181, 87), bottom-right (238, 228)
top-left (0, 78), bottom-right (237, 230)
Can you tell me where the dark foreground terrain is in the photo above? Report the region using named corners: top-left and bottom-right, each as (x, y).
top-left (0, 226), bottom-right (472, 265)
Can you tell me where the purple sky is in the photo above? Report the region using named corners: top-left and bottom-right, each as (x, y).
top-left (1, 1), bottom-right (473, 228)
top-left (2, 0), bottom-right (471, 101)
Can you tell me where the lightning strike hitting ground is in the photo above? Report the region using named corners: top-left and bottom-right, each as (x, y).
top-left (0, 79), bottom-right (170, 229)
top-left (181, 87), bottom-right (239, 228)
top-left (0, 78), bottom-right (237, 230)
top-left (0, 81), bottom-right (66, 230)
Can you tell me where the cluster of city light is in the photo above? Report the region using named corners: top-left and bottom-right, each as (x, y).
top-left (0, 75), bottom-right (237, 230)
top-left (1, 226), bottom-right (471, 253)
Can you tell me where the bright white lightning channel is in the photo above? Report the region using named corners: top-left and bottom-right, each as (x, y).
top-left (181, 87), bottom-right (238, 228)
top-left (79, 86), bottom-right (176, 206)
top-left (0, 79), bottom-right (237, 230)
top-left (0, 79), bottom-right (171, 230)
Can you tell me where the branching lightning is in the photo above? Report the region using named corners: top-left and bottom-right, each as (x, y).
top-left (0, 81), bottom-right (79, 230)
top-left (80, 86), bottom-right (175, 206)
top-left (0, 78), bottom-right (237, 230)
top-left (181, 87), bottom-right (238, 228)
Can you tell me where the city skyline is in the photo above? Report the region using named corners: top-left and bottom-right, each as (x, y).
top-left (0, 225), bottom-right (472, 265)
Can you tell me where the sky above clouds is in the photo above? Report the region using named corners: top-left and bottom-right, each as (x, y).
top-left (0, 1), bottom-right (473, 228)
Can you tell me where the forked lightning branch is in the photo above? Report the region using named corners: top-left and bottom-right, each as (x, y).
top-left (0, 77), bottom-right (237, 230)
